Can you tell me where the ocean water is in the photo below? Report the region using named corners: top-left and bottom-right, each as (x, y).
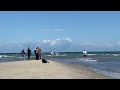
top-left (0, 51), bottom-right (120, 79)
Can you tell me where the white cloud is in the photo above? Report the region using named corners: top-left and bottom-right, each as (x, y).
top-left (1, 39), bottom-right (120, 53)
top-left (0, 38), bottom-right (72, 53)
top-left (65, 38), bottom-right (72, 42)
top-left (117, 41), bottom-right (120, 45)
top-left (70, 41), bottom-right (120, 52)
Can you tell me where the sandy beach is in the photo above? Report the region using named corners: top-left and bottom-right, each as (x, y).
top-left (0, 60), bottom-right (113, 79)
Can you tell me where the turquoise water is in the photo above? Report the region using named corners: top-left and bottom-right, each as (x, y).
top-left (0, 51), bottom-right (120, 79)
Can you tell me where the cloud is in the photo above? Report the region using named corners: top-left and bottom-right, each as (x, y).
top-left (0, 38), bottom-right (72, 53)
top-left (117, 41), bottom-right (120, 46)
top-left (1, 39), bottom-right (120, 53)
top-left (70, 41), bottom-right (120, 52)
top-left (41, 38), bottom-right (72, 51)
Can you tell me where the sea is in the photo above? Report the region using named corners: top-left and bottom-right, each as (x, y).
top-left (0, 51), bottom-right (120, 79)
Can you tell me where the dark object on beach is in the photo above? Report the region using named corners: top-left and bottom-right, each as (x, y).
top-left (42, 59), bottom-right (49, 63)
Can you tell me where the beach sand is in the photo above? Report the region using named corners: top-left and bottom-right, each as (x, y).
top-left (0, 60), bottom-right (113, 79)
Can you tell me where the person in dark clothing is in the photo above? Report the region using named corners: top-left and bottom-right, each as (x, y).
top-left (27, 47), bottom-right (31, 60)
top-left (34, 48), bottom-right (38, 60)
top-left (21, 49), bottom-right (25, 60)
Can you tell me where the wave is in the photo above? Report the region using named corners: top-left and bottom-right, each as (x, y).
top-left (111, 54), bottom-right (119, 56)
top-left (0, 55), bottom-right (15, 58)
top-left (87, 54), bottom-right (97, 56)
top-left (18, 57), bottom-right (24, 59)
top-left (0, 55), bottom-right (4, 58)
top-left (87, 54), bottom-right (120, 57)
top-left (54, 52), bottom-right (67, 56)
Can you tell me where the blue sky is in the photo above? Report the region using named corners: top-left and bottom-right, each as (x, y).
top-left (0, 11), bottom-right (120, 52)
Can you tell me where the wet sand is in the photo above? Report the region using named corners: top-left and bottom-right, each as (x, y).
top-left (0, 60), bottom-right (113, 79)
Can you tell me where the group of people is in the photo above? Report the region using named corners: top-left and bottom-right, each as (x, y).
top-left (21, 47), bottom-right (87, 60)
top-left (21, 47), bottom-right (42, 60)
top-left (34, 47), bottom-right (42, 60)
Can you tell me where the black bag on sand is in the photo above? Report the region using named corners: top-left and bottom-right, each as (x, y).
top-left (42, 59), bottom-right (49, 63)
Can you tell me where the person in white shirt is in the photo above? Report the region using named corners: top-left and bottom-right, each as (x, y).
top-left (50, 50), bottom-right (54, 60)
top-left (83, 50), bottom-right (87, 58)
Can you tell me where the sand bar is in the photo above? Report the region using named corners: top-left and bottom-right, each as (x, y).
top-left (0, 60), bottom-right (113, 79)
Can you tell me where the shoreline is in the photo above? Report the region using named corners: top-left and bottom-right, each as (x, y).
top-left (0, 60), bottom-right (113, 79)
top-left (54, 60), bottom-right (113, 79)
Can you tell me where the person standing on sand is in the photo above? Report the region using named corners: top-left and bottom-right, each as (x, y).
top-left (50, 49), bottom-right (54, 60)
top-left (83, 50), bottom-right (87, 58)
top-left (34, 48), bottom-right (37, 60)
top-left (39, 48), bottom-right (42, 60)
top-left (36, 47), bottom-right (42, 60)
top-left (27, 47), bottom-right (31, 60)
top-left (21, 49), bottom-right (25, 60)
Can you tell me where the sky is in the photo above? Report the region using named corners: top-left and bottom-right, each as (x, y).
top-left (0, 11), bottom-right (120, 52)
